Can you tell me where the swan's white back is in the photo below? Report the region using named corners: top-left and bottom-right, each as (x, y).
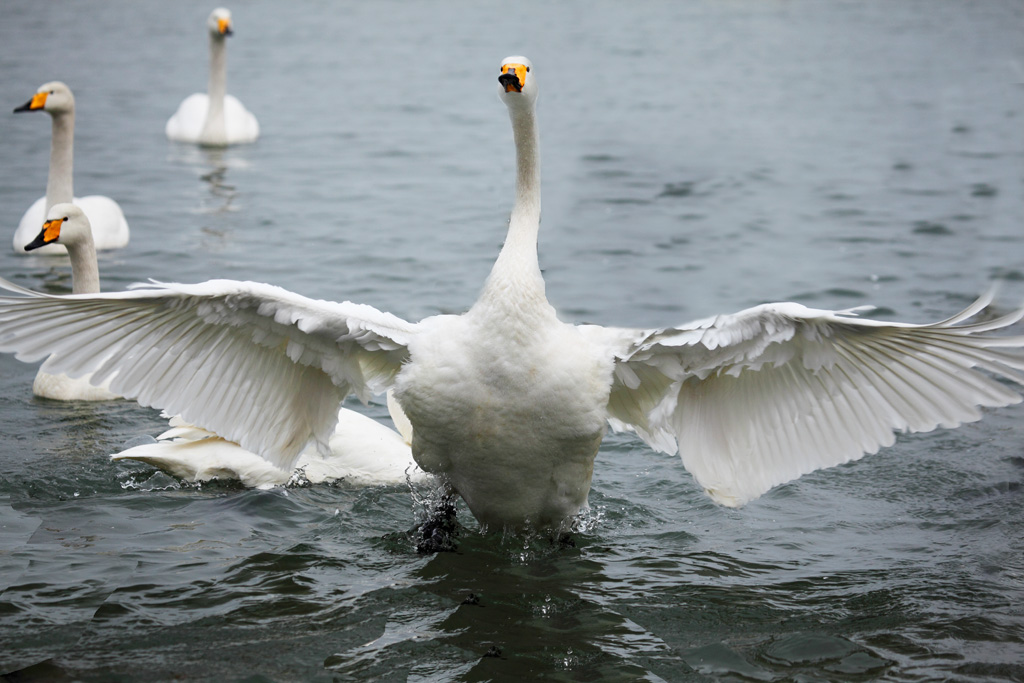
top-left (113, 408), bottom-right (423, 488)
top-left (33, 364), bottom-right (118, 401)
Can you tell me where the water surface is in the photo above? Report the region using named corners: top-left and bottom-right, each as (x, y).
top-left (1, 1), bottom-right (1023, 680)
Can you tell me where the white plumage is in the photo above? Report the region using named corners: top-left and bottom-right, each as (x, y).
top-left (22, 203), bottom-right (119, 400)
top-left (166, 8), bottom-right (260, 146)
top-left (112, 401), bottom-right (421, 488)
top-left (17, 205), bottom-right (417, 484)
top-left (12, 82), bottom-right (130, 254)
top-left (1, 56), bottom-right (1022, 530)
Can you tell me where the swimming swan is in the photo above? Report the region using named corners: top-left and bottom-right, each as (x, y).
top-left (12, 82), bottom-right (130, 255)
top-left (1, 56), bottom-right (1023, 531)
top-left (25, 204), bottom-right (418, 484)
top-left (22, 204), bottom-right (119, 399)
top-left (165, 7), bottom-right (260, 146)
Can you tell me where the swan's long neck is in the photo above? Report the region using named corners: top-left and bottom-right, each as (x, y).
top-left (67, 238), bottom-right (99, 295)
top-left (45, 111), bottom-right (74, 213)
top-left (203, 33), bottom-right (228, 138)
top-left (476, 99), bottom-right (546, 311)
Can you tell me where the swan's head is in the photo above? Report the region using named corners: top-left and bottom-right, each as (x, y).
top-left (13, 81), bottom-right (74, 116)
top-left (208, 8), bottom-right (233, 38)
top-left (498, 56), bottom-right (537, 108)
top-left (26, 203), bottom-right (89, 252)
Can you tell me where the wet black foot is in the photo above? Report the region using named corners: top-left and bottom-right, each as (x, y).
top-left (415, 497), bottom-right (459, 554)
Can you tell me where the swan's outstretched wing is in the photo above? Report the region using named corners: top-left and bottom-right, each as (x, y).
top-left (0, 277), bottom-right (416, 470)
top-left (592, 293), bottom-right (1024, 507)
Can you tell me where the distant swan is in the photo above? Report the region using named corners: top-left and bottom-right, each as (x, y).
top-left (166, 7), bottom-right (260, 146)
top-left (1, 57), bottom-right (1022, 532)
top-left (12, 82), bottom-right (130, 255)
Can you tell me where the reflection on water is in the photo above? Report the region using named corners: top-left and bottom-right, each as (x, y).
top-left (167, 144), bottom-right (241, 215)
top-left (198, 165), bottom-right (236, 212)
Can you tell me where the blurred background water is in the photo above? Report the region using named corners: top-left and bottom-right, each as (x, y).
top-left (0, 0), bottom-right (1023, 680)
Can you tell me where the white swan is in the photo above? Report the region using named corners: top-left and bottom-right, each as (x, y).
top-left (165, 8), bottom-right (260, 146)
top-left (1, 56), bottom-right (1023, 531)
top-left (12, 82), bottom-right (130, 255)
top-left (23, 204), bottom-right (119, 400)
top-left (24, 205), bottom-right (419, 484)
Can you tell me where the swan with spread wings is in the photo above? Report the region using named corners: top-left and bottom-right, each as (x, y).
top-left (1, 56), bottom-right (1022, 531)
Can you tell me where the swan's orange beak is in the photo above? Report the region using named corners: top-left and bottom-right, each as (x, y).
top-left (25, 218), bottom-right (64, 252)
top-left (218, 17), bottom-right (233, 35)
top-left (13, 92), bottom-right (47, 113)
top-left (499, 63), bottom-right (527, 93)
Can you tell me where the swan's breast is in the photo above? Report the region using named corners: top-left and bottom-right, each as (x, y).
top-left (395, 313), bottom-right (614, 528)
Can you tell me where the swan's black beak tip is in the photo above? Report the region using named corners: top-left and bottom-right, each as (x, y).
top-left (13, 101), bottom-right (33, 113)
top-left (498, 72), bottom-right (522, 93)
top-left (24, 232), bottom-right (47, 252)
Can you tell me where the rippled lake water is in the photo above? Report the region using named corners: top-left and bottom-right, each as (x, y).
top-left (1, 1), bottom-right (1023, 680)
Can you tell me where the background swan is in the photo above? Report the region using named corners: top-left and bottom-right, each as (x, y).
top-left (165, 7), bottom-right (260, 146)
top-left (23, 205), bottom-right (418, 483)
top-left (12, 82), bottom-right (130, 255)
top-left (9, 186), bottom-right (492, 485)
top-left (23, 204), bottom-right (119, 400)
top-left (0, 56), bottom-right (1022, 532)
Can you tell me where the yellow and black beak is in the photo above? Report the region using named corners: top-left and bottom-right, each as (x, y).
top-left (13, 91), bottom-right (47, 114)
top-left (218, 17), bottom-right (233, 36)
top-left (499, 63), bottom-right (528, 93)
top-left (25, 217), bottom-right (65, 252)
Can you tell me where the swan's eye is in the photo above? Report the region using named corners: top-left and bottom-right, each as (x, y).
top-left (63, 217), bottom-right (68, 222)
top-left (526, 67), bottom-right (530, 72)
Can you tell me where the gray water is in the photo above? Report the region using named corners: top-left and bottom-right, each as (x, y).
top-left (1, 1), bottom-right (1023, 680)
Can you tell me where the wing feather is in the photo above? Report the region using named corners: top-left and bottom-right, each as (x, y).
top-left (0, 277), bottom-right (415, 469)
top-left (605, 296), bottom-right (1024, 506)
